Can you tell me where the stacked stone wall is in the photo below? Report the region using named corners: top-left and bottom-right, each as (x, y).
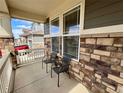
top-left (69, 33), bottom-right (123, 93)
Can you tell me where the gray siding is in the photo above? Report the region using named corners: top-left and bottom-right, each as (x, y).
top-left (84, 0), bottom-right (123, 29)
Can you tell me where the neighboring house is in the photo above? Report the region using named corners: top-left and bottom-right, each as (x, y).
top-left (31, 23), bottom-right (44, 31)
top-left (14, 37), bottom-right (27, 46)
top-left (20, 29), bottom-right (44, 49)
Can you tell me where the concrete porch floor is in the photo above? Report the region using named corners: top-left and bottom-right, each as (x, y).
top-left (14, 62), bottom-right (90, 93)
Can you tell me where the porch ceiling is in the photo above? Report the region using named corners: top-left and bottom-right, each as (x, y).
top-left (6, 0), bottom-right (66, 22)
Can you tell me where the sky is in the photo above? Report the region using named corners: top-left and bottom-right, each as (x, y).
top-left (11, 18), bottom-right (33, 39)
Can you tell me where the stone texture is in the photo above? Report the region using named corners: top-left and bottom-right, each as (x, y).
top-left (69, 36), bottom-right (123, 93)
top-left (102, 81), bottom-right (116, 90)
top-left (81, 68), bottom-right (94, 77)
top-left (114, 38), bottom-right (123, 44)
top-left (91, 54), bottom-right (100, 60)
top-left (108, 74), bottom-right (123, 84)
top-left (80, 48), bottom-right (92, 53)
top-left (86, 38), bottom-right (96, 44)
top-left (80, 54), bottom-right (90, 62)
top-left (94, 50), bottom-right (110, 56)
top-left (102, 77), bottom-right (117, 90)
top-left (95, 73), bottom-right (101, 79)
top-left (106, 46), bottom-right (118, 52)
top-left (111, 65), bottom-right (122, 72)
top-left (96, 78), bottom-right (101, 83)
top-left (113, 38), bottom-right (123, 47)
top-left (106, 87), bottom-right (117, 93)
top-left (118, 47), bottom-right (123, 52)
top-left (72, 67), bottom-right (80, 74)
top-left (80, 71), bottom-right (84, 78)
top-left (111, 52), bottom-right (123, 59)
top-left (120, 72), bottom-right (123, 78)
top-left (85, 65), bottom-right (94, 71)
top-left (117, 84), bottom-right (123, 93)
top-left (114, 44), bottom-right (123, 47)
top-left (109, 32), bottom-right (123, 37)
top-left (101, 56), bottom-right (121, 65)
top-left (92, 82), bottom-right (106, 93)
top-left (97, 38), bottom-right (114, 45)
top-left (120, 60), bottom-right (123, 66)
top-left (74, 73), bottom-right (82, 81)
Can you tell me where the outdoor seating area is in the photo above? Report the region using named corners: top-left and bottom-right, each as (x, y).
top-left (0, 0), bottom-right (123, 93)
top-left (14, 61), bottom-right (90, 93)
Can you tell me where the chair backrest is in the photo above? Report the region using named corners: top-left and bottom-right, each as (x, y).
top-left (50, 52), bottom-right (58, 61)
top-left (62, 56), bottom-right (71, 65)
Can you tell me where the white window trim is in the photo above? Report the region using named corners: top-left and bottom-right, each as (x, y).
top-left (81, 24), bottom-right (123, 35)
top-left (63, 4), bottom-right (82, 35)
top-left (50, 16), bottom-right (61, 37)
top-left (62, 36), bottom-right (80, 62)
top-left (62, 4), bottom-right (82, 62)
top-left (50, 3), bottom-right (83, 62)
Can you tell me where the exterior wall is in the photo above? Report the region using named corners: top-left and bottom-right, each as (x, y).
top-left (46, 0), bottom-right (123, 93)
top-left (69, 32), bottom-right (123, 93)
top-left (32, 35), bottom-right (44, 49)
top-left (84, 0), bottom-right (123, 29)
top-left (44, 38), bottom-right (51, 55)
top-left (0, 13), bottom-right (14, 55)
top-left (0, 38), bottom-right (14, 55)
top-left (31, 23), bottom-right (44, 32)
top-left (0, 13), bottom-right (12, 37)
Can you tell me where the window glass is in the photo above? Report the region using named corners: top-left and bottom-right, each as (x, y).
top-left (52, 37), bottom-right (59, 53)
top-left (51, 18), bottom-right (59, 35)
top-left (63, 6), bottom-right (80, 34)
top-left (59, 37), bottom-right (62, 55)
top-left (63, 36), bottom-right (79, 59)
top-left (44, 18), bottom-right (50, 35)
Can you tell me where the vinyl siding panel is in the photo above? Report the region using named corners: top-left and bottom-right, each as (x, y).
top-left (84, 0), bottom-right (123, 29)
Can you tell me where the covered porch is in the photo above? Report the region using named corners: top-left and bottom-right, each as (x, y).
top-left (14, 62), bottom-right (90, 93)
top-left (0, 0), bottom-right (123, 93)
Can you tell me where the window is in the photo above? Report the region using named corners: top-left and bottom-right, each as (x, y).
top-left (51, 18), bottom-right (59, 35)
top-left (63, 6), bottom-right (80, 34)
top-left (50, 6), bottom-right (80, 60)
top-left (63, 36), bottom-right (79, 59)
top-left (52, 37), bottom-right (59, 53)
top-left (44, 18), bottom-right (50, 35)
top-left (63, 6), bottom-right (80, 60)
top-left (52, 37), bottom-right (62, 55)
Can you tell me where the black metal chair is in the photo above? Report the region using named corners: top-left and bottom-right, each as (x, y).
top-left (51, 56), bottom-right (71, 87)
top-left (42, 52), bottom-right (57, 73)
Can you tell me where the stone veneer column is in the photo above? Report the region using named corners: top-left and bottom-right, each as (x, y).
top-left (44, 38), bottom-right (51, 55)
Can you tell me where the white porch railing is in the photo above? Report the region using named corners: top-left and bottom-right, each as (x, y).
top-left (16, 48), bottom-right (44, 66)
top-left (0, 53), bottom-right (13, 93)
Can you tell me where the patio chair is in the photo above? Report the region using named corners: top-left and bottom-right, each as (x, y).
top-left (42, 52), bottom-right (57, 73)
top-left (51, 56), bottom-right (71, 87)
